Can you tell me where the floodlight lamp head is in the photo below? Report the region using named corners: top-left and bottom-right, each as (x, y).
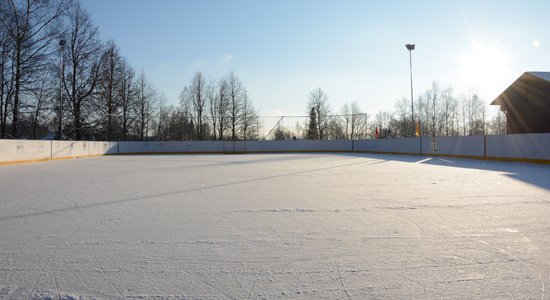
top-left (406, 44), bottom-right (415, 51)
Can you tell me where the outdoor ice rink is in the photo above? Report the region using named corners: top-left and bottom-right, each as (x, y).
top-left (1, 153), bottom-right (549, 299)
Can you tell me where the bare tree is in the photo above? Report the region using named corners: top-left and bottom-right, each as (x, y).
top-left (0, 0), bottom-right (67, 137)
top-left (26, 70), bottom-right (54, 139)
top-left (487, 108), bottom-right (506, 135)
top-left (463, 91), bottom-right (484, 135)
top-left (63, 1), bottom-right (102, 140)
top-left (328, 117), bottom-right (346, 140)
top-left (178, 88), bottom-right (195, 140)
top-left (417, 91), bottom-right (431, 137)
top-left (206, 80), bottom-right (217, 140)
top-left (440, 87), bottom-right (457, 136)
top-left (392, 98), bottom-right (412, 137)
top-left (349, 102), bottom-right (368, 139)
top-left (188, 72), bottom-right (207, 140)
top-left (118, 59), bottom-right (135, 141)
top-left (340, 102), bottom-right (368, 139)
top-left (340, 103), bottom-right (351, 139)
top-left (0, 22), bottom-right (13, 138)
top-left (424, 82), bottom-right (441, 138)
top-left (153, 93), bottom-right (171, 140)
top-left (459, 95), bottom-right (467, 135)
top-left (373, 110), bottom-right (395, 138)
top-left (95, 40), bottom-right (122, 140)
top-left (211, 78), bottom-right (230, 140)
top-left (273, 126), bottom-right (291, 140)
top-left (479, 98), bottom-right (487, 135)
top-left (383, 84), bottom-right (493, 138)
top-left (180, 72), bottom-right (207, 140)
top-left (466, 93), bottom-right (475, 135)
top-left (165, 107), bottom-right (186, 141)
top-left (240, 89), bottom-right (259, 140)
top-left (134, 70), bottom-right (156, 140)
top-left (227, 72), bottom-right (242, 140)
top-left (307, 88), bottom-right (331, 139)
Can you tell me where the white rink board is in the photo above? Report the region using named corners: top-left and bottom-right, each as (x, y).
top-left (245, 140), bottom-right (353, 152)
top-left (486, 133), bottom-right (550, 160)
top-left (2, 133), bottom-right (550, 164)
top-left (0, 140), bottom-right (117, 164)
top-left (354, 138), bottom-right (420, 154)
top-left (424, 135), bottom-right (485, 157)
top-left (51, 141), bottom-right (118, 158)
top-left (118, 141), bottom-right (224, 153)
top-left (0, 140), bottom-right (51, 163)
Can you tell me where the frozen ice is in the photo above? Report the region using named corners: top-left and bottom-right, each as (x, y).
top-left (0, 153), bottom-right (549, 298)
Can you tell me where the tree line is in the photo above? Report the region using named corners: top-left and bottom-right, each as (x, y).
top-left (0, 0), bottom-right (261, 142)
top-left (0, 0), bottom-right (162, 140)
top-left (274, 83), bottom-right (505, 140)
top-left (377, 82), bottom-right (506, 138)
top-left (0, 0), bottom-right (260, 141)
top-left (1, 0), bottom-right (506, 142)
top-left (175, 71), bottom-right (260, 141)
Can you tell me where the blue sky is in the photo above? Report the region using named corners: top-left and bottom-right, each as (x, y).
top-left (80, 0), bottom-right (550, 116)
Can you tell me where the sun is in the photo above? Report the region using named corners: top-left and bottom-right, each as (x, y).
top-left (459, 43), bottom-right (511, 86)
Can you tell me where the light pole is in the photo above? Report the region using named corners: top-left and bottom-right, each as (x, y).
top-left (58, 39), bottom-right (66, 140)
top-left (406, 43), bottom-right (415, 137)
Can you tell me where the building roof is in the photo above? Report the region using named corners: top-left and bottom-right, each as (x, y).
top-left (529, 71), bottom-right (550, 82)
top-left (491, 71), bottom-right (550, 107)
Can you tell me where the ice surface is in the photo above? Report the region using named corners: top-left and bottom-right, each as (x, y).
top-left (0, 153), bottom-right (549, 299)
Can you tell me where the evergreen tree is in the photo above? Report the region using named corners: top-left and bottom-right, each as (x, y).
top-left (306, 107), bottom-right (319, 139)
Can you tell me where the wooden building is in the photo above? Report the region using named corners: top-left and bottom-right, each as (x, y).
top-left (491, 72), bottom-right (550, 134)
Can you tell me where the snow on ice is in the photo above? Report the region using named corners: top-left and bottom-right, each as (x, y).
top-left (0, 153), bottom-right (549, 299)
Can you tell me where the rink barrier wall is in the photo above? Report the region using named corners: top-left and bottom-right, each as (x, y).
top-left (2, 133), bottom-right (550, 165)
top-left (118, 141), bottom-right (224, 154)
top-left (116, 135), bottom-right (550, 163)
top-left (353, 138), bottom-right (420, 155)
top-left (0, 140), bottom-right (118, 165)
top-left (485, 133), bottom-right (550, 162)
top-left (242, 140), bottom-right (353, 153)
top-left (0, 140), bottom-right (51, 165)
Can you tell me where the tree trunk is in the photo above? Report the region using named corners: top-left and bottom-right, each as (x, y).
top-left (12, 48), bottom-right (21, 138)
top-left (74, 104), bottom-right (82, 140)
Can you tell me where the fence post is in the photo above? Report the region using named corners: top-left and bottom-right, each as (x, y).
top-left (483, 135), bottom-right (487, 158)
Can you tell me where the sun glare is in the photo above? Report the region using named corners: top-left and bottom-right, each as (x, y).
top-left (460, 44), bottom-right (511, 86)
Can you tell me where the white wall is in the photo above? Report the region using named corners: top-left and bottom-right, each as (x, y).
top-left (2, 134), bottom-right (550, 165)
top-left (424, 136), bottom-right (485, 157)
top-left (51, 141), bottom-right (118, 159)
top-left (118, 141), bottom-right (224, 154)
top-left (0, 140), bottom-right (51, 163)
top-left (92, 141), bottom-right (118, 155)
top-left (486, 133), bottom-right (550, 160)
top-left (118, 140), bottom-right (353, 154)
top-left (354, 138), bottom-right (420, 154)
top-left (52, 141), bottom-right (86, 159)
top-left (245, 140), bottom-right (353, 153)
top-left (0, 140), bottom-right (117, 164)
top-left (223, 141), bottom-right (247, 153)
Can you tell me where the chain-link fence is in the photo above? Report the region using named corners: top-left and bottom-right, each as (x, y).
top-left (83, 113), bottom-right (373, 142)
top-left (260, 114), bottom-right (371, 140)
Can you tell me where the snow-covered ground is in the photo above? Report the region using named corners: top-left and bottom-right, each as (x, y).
top-left (0, 153), bottom-right (549, 299)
